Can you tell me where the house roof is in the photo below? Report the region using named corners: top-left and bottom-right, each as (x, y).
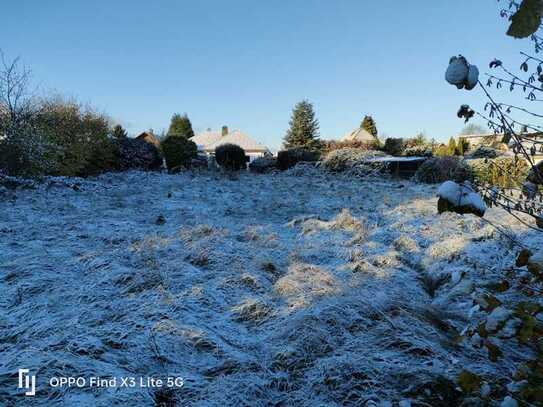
top-left (190, 129), bottom-right (223, 150)
top-left (341, 127), bottom-right (378, 143)
top-left (459, 133), bottom-right (499, 139)
top-left (196, 129), bottom-right (269, 153)
top-left (136, 132), bottom-right (160, 147)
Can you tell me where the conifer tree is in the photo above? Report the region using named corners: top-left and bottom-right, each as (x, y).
top-left (283, 100), bottom-right (320, 149)
top-left (456, 137), bottom-right (470, 156)
top-left (361, 115), bottom-right (378, 138)
top-left (448, 137), bottom-right (457, 156)
top-left (112, 124), bottom-right (127, 139)
top-left (167, 113), bottom-right (194, 139)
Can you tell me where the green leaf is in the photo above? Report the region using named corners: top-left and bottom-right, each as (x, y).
top-left (507, 0), bottom-right (543, 39)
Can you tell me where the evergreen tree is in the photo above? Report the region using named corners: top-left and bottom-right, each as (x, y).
top-left (112, 124), bottom-right (127, 139)
top-left (361, 115), bottom-right (378, 138)
top-left (167, 113), bottom-right (194, 139)
top-left (456, 137), bottom-right (470, 156)
top-left (283, 100), bottom-right (320, 149)
top-left (448, 137), bottom-right (457, 155)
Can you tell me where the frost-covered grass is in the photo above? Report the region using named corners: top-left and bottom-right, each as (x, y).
top-left (0, 170), bottom-right (541, 406)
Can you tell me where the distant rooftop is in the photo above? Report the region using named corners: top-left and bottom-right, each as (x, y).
top-left (190, 129), bottom-right (223, 150)
top-left (341, 127), bottom-right (378, 143)
top-left (191, 128), bottom-right (269, 153)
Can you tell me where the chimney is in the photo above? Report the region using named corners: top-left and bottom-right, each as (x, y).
top-left (221, 125), bottom-right (228, 137)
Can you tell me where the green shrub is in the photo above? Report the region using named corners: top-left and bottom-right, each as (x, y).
top-left (468, 145), bottom-right (502, 159)
top-left (466, 157), bottom-right (530, 188)
top-left (0, 126), bottom-right (59, 176)
top-left (167, 113), bottom-right (194, 139)
top-left (404, 145), bottom-right (433, 157)
top-left (456, 137), bottom-right (470, 155)
top-left (161, 135), bottom-right (197, 172)
top-left (33, 98), bottom-right (118, 177)
top-left (215, 143), bottom-right (247, 170)
top-left (277, 148), bottom-right (320, 171)
top-left (414, 157), bottom-right (474, 184)
top-left (116, 137), bottom-right (163, 171)
top-left (383, 138), bottom-right (405, 156)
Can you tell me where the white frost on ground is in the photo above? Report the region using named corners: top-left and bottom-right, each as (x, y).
top-left (0, 170), bottom-right (541, 406)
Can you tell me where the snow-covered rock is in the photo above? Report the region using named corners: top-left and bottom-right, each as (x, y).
top-left (437, 181), bottom-right (486, 217)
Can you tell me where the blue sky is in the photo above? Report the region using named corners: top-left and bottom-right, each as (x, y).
top-left (1, 0), bottom-right (534, 149)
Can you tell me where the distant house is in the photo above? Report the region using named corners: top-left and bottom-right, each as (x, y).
top-left (341, 127), bottom-right (379, 144)
top-left (190, 127), bottom-right (270, 162)
top-left (136, 131), bottom-right (160, 148)
top-left (459, 132), bottom-right (543, 163)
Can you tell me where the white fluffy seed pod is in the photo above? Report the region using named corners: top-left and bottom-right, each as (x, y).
top-left (446, 56), bottom-right (469, 87)
top-left (464, 64), bottom-right (479, 90)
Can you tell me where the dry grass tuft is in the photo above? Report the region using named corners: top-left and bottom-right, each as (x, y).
top-left (231, 298), bottom-right (273, 324)
top-left (274, 263), bottom-right (340, 307)
top-left (185, 248), bottom-right (210, 267)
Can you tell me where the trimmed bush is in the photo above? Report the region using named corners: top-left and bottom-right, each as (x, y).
top-left (116, 137), bottom-right (163, 171)
top-left (277, 148), bottom-right (320, 171)
top-left (466, 157), bottom-right (530, 188)
top-left (468, 145), bottom-right (504, 159)
top-left (321, 148), bottom-right (386, 173)
top-left (161, 135), bottom-right (197, 172)
top-left (383, 138), bottom-right (405, 156)
top-left (414, 157), bottom-right (474, 184)
top-left (404, 145), bottom-right (433, 157)
top-left (249, 156), bottom-right (277, 173)
top-left (215, 143), bottom-right (247, 171)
